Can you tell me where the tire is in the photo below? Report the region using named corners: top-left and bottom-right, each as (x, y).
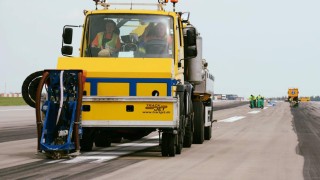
top-left (80, 128), bottom-right (94, 151)
top-left (183, 115), bottom-right (193, 148)
top-left (176, 116), bottom-right (184, 154)
top-left (21, 71), bottom-right (43, 108)
top-left (204, 126), bottom-right (212, 140)
top-left (167, 133), bottom-right (176, 157)
top-left (161, 133), bottom-right (169, 156)
top-left (112, 137), bottom-right (122, 143)
top-left (176, 132), bottom-right (183, 154)
top-left (161, 133), bottom-right (176, 157)
top-left (193, 101), bottom-right (204, 144)
top-left (94, 130), bottom-right (111, 147)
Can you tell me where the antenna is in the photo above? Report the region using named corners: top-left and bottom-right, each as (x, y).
top-left (93, 0), bottom-right (99, 10)
top-left (173, 2), bottom-right (176, 12)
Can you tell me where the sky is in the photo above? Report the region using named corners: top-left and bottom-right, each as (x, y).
top-left (0, 0), bottom-right (319, 98)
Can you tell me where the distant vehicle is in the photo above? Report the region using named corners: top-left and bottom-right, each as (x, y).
top-left (226, 94), bottom-right (238, 100)
top-left (299, 97), bottom-right (310, 102)
top-left (288, 88), bottom-right (299, 107)
top-left (267, 100), bottom-right (276, 106)
top-left (221, 94), bottom-right (227, 100)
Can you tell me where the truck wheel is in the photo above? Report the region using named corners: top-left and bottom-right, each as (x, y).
top-left (161, 133), bottom-right (176, 157)
top-left (193, 101), bottom-right (204, 144)
top-left (80, 128), bottom-right (94, 151)
top-left (204, 126), bottom-right (212, 140)
top-left (168, 133), bottom-right (176, 157)
top-left (94, 130), bottom-right (111, 147)
top-left (176, 132), bottom-right (183, 154)
top-left (183, 115), bottom-right (193, 148)
top-left (112, 137), bottom-right (122, 143)
top-left (161, 133), bottom-right (169, 156)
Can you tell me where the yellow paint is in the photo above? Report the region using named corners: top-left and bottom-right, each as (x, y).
top-left (288, 88), bottom-right (299, 98)
top-left (82, 101), bottom-right (174, 121)
top-left (98, 83), bottom-right (129, 96)
top-left (57, 58), bottom-right (173, 78)
top-left (88, 9), bottom-right (176, 17)
top-left (299, 97), bottom-right (310, 102)
top-left (136, 83), bottom-right (167, 96)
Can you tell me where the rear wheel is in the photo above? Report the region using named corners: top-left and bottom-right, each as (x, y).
top-left (112, 137), bottom-right (123, 143)
top-left (161, 133), bottom-right (176, 157)
top-left (176, 132), bottom-right (183, 154)
top-left (183, 115), bottom-right (193, 148)
top-left (161, 133), bottom-right (168, 156)
top-left (193, 101), bottom-right (204, 144)
top-left (168, 133), bottom-right (176, 157)
top-left (94, 130), bottom-right (111, 147)
top-left (80, 128), bottom-right (94, 151)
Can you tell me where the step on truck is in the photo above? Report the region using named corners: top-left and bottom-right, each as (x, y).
top-left (21, 0), bottom-right (214, 159)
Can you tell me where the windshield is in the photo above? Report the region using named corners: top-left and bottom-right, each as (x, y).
top-left (84, 14), bottom-right (174, 58)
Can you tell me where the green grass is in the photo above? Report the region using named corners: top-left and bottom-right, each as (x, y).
top-left (0, 97), bottom-right (27, 106)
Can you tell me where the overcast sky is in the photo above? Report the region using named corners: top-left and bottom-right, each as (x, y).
top-left (0, 0), bottom-right (319, 98)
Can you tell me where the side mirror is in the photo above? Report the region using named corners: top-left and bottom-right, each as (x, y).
top-left (61, 45), bottom-right (73, 56)
top-left (185, 45), bottom-right (197, 57)
top-left (63, 27), bottom-right (73, 44)
top-left (183, 25), bottom-right (198, 59)
top-left (184, 27), bottom-right (198, 58)
top-left (61, 25), bottom-right (79, 56)
top-left (186, 29), bottom-right (196, 46)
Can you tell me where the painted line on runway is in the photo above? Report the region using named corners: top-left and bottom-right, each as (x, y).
top-left (219, 116), bottom-right (245, 123)
top-left (248, 110), bottom-right (260, 114)
top-left (0, 109), bottom-right (33, 112)
top-left (46, 136), bottom-right (159, 164)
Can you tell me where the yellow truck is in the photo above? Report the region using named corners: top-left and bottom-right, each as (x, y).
top-left (22, 0), bottom-right (214, 158)
top-left (288, 88), bottom-right (299, 107)
top-left (299, 97), bottom-right (310, 102)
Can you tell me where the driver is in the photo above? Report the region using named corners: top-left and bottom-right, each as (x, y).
top-left (91, 19), bottom-right (121, 57)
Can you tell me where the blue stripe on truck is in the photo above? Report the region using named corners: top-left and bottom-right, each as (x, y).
top-left (86, 78), bottom-right (177, 96)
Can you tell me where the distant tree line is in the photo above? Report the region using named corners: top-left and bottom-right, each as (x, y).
top-left (310, 96), bottom-right (320, 101)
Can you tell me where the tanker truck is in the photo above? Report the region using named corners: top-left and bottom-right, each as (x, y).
top-left (21, 0), bottom-right (214, 159)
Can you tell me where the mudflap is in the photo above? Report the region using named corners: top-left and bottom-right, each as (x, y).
top-left (35, 70), bottom-right (84, 159)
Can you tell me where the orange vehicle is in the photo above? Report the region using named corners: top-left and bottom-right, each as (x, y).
top-left (287, 88), bottom-right (299, 107)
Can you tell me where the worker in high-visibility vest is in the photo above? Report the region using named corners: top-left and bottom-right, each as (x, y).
top-left (91, 19), bottom-right (121, 57)
top-left (256, 94), bottom-right (262, 107)
top-left (257, 94), bottom-right (262, 100)
top-left (249, 95), bottom-right (256, 108)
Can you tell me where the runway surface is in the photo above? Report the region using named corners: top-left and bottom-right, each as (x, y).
top-left (0, 101), bottom-right (319, 180)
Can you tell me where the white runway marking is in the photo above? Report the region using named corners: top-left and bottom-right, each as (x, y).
top-left (46, 136), bottom-right (159, 164)
top-left (0, 109), bottom-right (33, 112)
top-left (248, 110), bottom-right (260, 114)
top-left (220, 116), bottom-right (245, 123)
